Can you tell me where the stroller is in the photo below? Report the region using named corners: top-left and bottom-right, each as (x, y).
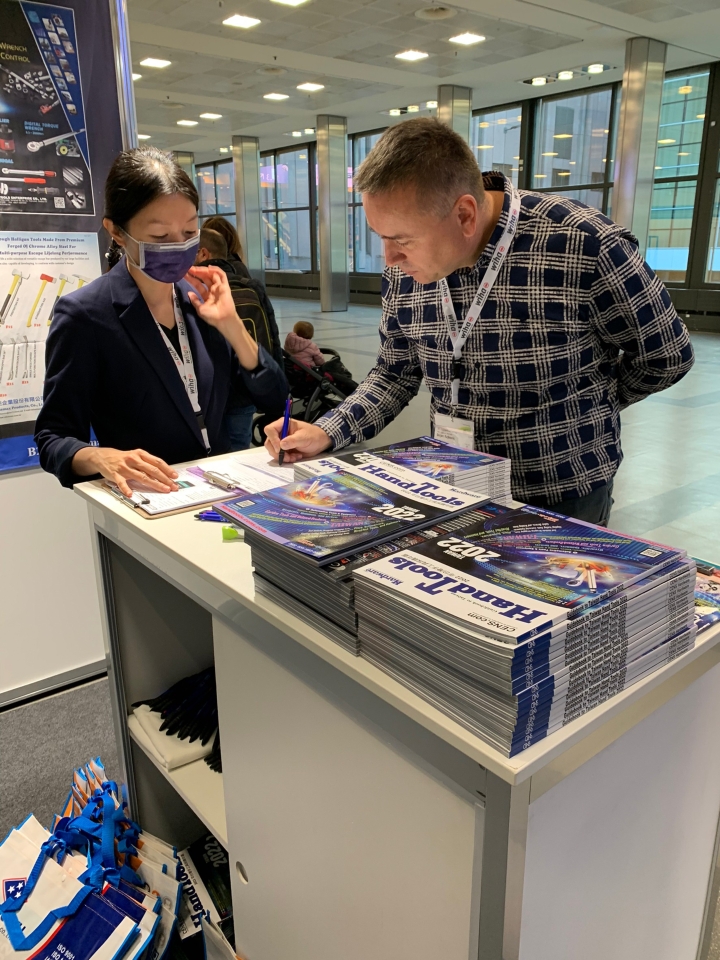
top-left (252, 346), bottom-right (358, 446)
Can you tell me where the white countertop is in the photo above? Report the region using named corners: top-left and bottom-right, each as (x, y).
top-left (76, 451), bottom-right (720, 788)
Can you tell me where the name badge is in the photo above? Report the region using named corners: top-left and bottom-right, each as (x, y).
top-left (434, 413), bottom-right (475, 450)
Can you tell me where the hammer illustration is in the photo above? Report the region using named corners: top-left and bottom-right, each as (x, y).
top-left (73, 273), bottom-right (91, 289)
top-left (27, 274), bottom-right (56, 327)
top-left (0, 269), bottom-right (29, 325)
top-left (48, 273), bottom-right (70, 325)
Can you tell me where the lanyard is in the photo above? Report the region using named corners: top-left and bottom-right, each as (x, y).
top-left (438, 184), bottom-right (522, 411)
top-left (155, 292), bottom-right (211, 452)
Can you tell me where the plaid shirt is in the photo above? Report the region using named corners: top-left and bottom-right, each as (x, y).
top-left (317, 173), bottom-right (694, 503)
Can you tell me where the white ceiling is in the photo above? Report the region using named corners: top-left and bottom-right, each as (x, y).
top-left (126, 0), bottom-right (720, 162)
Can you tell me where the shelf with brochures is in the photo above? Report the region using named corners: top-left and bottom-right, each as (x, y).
top-left (127, 713), bottom-right (227, 847)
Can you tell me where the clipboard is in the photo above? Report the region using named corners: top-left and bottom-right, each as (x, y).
top-left (100, 481), bottom-right (229, 520)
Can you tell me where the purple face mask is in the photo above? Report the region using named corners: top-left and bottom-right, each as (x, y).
top-left (123, 230), bottom-right (199, 283)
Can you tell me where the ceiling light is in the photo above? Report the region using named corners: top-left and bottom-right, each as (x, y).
top-left (449, 32), bottom-right (485, 45)
top-left (219, 147), bottom-right (229, 153)
top-left (132, 73), bottom-right (142, 81)
top-left (264, 92), bottom-right (289, 100)
top-left (389, 108), bottom-right (401, 116)
top-left (587, 63), bottom-right (604, 74)
top-left (137, 134), bottom-right (151, 140)
top-left (531, 77), bottom-right (546, 86)
top-left (516, 115), bottom-right (521, 120)
top-left (407, 104), bottom-right (419, 112)
top-left (223, 13), bottom-right (261, 27)
top-left (479, 121), bottom-right (489, 128)
top-left (297, 82), bottom-right (324, 92)
top-left (513, 156), bottom-right (520, 159)
top-left (476, 144), bottom-right (493, 149)
top-left (558, 70), bottom-right (573, 81)
top-left (679, 85), bottom-right (692, 94)
top-left (140, 57), bottom-right (171, 68)
top-left (534, 174), bottom-right (547, 178)
top-left (678, 151), bottom-right (690, 156)
top-left (270, 0), bottom-right (309, 6)
top-left (698, 113), bottom-right (706, 119)
top-left (497, 118), bottom-right (506, 124)
top-left (200, 113), bottom-right (222, 119)
top-left (426, 100), bottom-right (438, 109)
top-left (569, 161), bottom-right (575, 164)
top-left (556, 171), bottom-right (571, 176)
top-left (304, 127), bottom-right (315, 134)
top-left (395, 49), bottom-right (428, 61)
top-left (658, 138), bottom-right (676, 144)
top-left (554, 133), bottom-right (572, 139)
top-left (655, 165), bottom-right (662, 169)
top-left (177, 119), bottom-right (198, 126)
top-left (292, 131), bottom-right (302, 137)
top-left (542, 151), bottom-right (558, 156)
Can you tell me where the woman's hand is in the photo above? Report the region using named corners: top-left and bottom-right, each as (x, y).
top-left (185, 265), bottom-right (259, 371)
top-left (72, 446), bottom-right (178, 497)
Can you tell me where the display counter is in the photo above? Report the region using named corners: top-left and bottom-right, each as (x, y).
top-left (76, 456), bottom-right (720, 960)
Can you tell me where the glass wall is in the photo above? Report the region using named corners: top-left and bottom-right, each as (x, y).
top-left (195, 160), bottom-right (235, 225)
top-left (350, 131), bottom-right (385, 273)
top-left (260, 147), bottom-right (313, 272)
top-left (531, 86), bottom-right (615, 211)
top-left (647, 68), bottom-right (710, 283)
top-left (470, 105), bottom-right (522, 185)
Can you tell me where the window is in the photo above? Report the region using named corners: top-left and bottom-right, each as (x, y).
top-left (195, 160), bottom-right (235, 222)
top-left (471, 105), bottom-right (522, 185)
top-left (261, 148), bottom-right (313, 272)
top-left (531, 86), bottom-right (617, 213)
top-left (647, 68), bottom-right (709, 283)
top-left (349, 131), bottom-right (385, 273)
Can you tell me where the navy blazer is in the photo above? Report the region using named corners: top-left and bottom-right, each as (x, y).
top-left (35, 262), bottom-right (288, 487)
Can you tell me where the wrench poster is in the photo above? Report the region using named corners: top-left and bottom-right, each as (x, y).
top-left (0, 0), bottom-right (93, 217)
top-left (0, 232), bottom-right (99, 458)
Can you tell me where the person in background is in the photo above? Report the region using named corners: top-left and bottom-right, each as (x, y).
top-left (284, 321), bottom-right (325, 368)
top-left (35, 146), bottom-right (287, 494)
top-left (195, 224), bottom-right (285, 449)
top-left (203, 215), bottom-right (251, 280)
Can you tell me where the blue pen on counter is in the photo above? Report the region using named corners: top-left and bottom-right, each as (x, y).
top-left (278, 394), bottom-right (292, 466)
top-left (195, 510), bottom-right (225, 522)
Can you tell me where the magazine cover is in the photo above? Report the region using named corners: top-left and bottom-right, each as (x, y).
top-left (217, 459), bottom-right (485, 563)
top-left (694, 558), bottom-right (720, 633)
top-left (338, 437), bottom-right (507, 477)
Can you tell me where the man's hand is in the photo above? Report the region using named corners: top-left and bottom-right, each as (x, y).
top-left (264, 418), bottom-right (332, 463)
top-left (72, 447), bottom-right (179, 497)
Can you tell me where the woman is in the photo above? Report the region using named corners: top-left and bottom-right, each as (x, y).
top-left (202, 215), bottom-right (251, 280)
top-left (35, 146), bottom-right (288, 495)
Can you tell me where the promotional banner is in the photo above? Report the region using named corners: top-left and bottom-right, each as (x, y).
top-left (0, 0), bottom-right (123, 470)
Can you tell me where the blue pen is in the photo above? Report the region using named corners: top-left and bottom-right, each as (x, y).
top-left (195, 510), bottom-right (225, 522)
top-left (278, 395), bottom-right (292, 466)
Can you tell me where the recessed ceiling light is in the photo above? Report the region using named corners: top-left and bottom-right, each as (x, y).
top-left (531, 77), bottom-right (546, 86)
top-left (534, 174), bottom-right (547, 178)
top-left (513, 156), bottom-right (520, 159)
top-left (554, 133), bottom-right (572, 139)
top-left (132, 73), bottom-right (142, 81)
top-left (177, 119), bottom-right (198, 126)
top-left (291, 131), bottom-right (302, 137)
top-left (542, 151), bottom-right (558, 156)
top-left (395, 50), bottom-right (428, 61)
top-left (137, 134), bottom-right (151, 140)
top-left (497, 118), bottom-right (506, 124)
top-left (478, 121), bottom-right (489, 128)
top-left (389, 108), bottom-right (401, 116)
top-left (200, 113), bottom-right (222, 119)
top-left (556, 171), bottom-right (571, 176)
top-left (407, 104), bottom-right (419, 112)
top-left (655, 166), bottom-right (662, 170)
top-left (678, 151), bottom-right (690, 156)
top-left (426, 100), bottom-right (437, 109)
top-left (658, 138), bottom-right (676, 144)
top-left (140, 57), bottom-right (171, 68)
top-left (587, 63), bottom-right (604, 74)
top-left (558, 70), bottom-right (573, 81)
top-left (304, 127), bottom-right (315, 134)
top-left (264, 92), bottom-right (289, 100)
top-left (697, 113), bottom-right (706, 119)
top-left (449, 32), bottom-right (485, 45)
top-left (223, 14), bottom-right (261, 27)
top-left (270, 0), bottom-right (309, 6)
top-left (219, 147), bottom-right (229, 153)
top-left (476, 144), bottom-right (493, 149)
top-left (297, 82), bottom-right (324, 92)
top-left (678, 85), bottom-right (692, 94)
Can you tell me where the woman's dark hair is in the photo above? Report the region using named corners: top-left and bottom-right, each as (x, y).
top-left (203, 215), bottom-right (243, 261)
top-left (104, 146), bottom-right (199, 267)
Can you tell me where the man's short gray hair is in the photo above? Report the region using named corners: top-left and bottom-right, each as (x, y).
top-left (354, 117), bottom-right (484, 218)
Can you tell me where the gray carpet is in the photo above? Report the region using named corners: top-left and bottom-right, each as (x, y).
top-left (0, 677), bottom-right (118, 837)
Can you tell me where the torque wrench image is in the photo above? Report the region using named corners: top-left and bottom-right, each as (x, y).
top-left (1, 168), bottom-right (56, 176)
top-left (27, 274), bottom-right (56, 326)
top-left (27, 128), bottom-right (85, 153)
top-left (48, 273), bottom-right (70, 324)
top-left (0, 270), bottom-right (29, 325)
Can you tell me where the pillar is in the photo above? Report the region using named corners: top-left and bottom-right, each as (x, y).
top-left (316, 115), bottom-right (349, 312)
top-left (171, 151), bottom-right (195, 181)
top-left (611, 37), bottom-right (667, 256)
top-left (438, 85), bottom-right (472, 144)
top-left (108, 0), bottom-right (137, 150)
top-left (232, 135), bottom-right (264, 283)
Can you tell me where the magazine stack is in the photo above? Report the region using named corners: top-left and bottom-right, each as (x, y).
top-left (353, 502), bottom-right (697, 757)
top-left (294, 436), bottom-right (512, 503)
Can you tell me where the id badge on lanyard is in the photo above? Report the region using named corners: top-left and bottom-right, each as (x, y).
top-left (155, 292), bottom-right (211, 452)
top-left (436, 185), bottom-right (521, 450)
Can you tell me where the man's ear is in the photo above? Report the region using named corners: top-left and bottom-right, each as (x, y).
top-left (455, 194), bottom-right (479, 237)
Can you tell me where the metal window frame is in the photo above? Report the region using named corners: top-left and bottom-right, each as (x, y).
top-left (195, 158), bottom-right (236, 222)
top-left (260, 145), bottom-right (315, 274)
top-left (348, 127), bottom-right (387, 276)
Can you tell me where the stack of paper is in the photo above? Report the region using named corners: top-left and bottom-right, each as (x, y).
top-left (353, 503), bottom-right (696, 757)
top-left (694, 558), bottom-right (720, 634)
top-left (295, 436), bottom-right (512, 502)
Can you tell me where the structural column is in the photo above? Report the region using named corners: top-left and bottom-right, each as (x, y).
top-left (438, 85), bottom-right (472, 144)
top-left (232, 135), bottom-right (264, 283)
top-left (316, 114), bottom-right (349, 312)
top-left (611, 37), bottom-right (667, 256)
top-left (109, 0), bottom-right (137, 150)
top-left (171, 151), bottom-right (195, 181)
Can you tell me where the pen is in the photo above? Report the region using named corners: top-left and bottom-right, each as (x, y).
top-left (278, 395), bottom-right (292, 466)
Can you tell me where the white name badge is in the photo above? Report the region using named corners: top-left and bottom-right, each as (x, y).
top-left (434, 413), bottom-right (476, 450)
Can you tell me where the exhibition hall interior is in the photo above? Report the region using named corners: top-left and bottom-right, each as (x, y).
top-left (2, 0), bottom-right (720, 957)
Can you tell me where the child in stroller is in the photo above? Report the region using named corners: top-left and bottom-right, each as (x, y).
top-left (251, 321), bottom-right (358, 445)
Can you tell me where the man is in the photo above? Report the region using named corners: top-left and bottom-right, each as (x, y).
top-left (196, 227), bottom-right (284, 449)
top-left (265, 118), bottom-right (694, 524)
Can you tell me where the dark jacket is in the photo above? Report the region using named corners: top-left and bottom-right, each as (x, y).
top-left (35, 261), bottom-right (288, 487)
